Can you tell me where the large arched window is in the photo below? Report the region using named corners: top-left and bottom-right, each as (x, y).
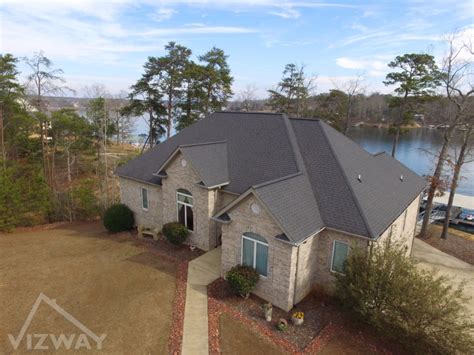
top-left (242, 232), bottom-right (268, 277)
top-left (177, 189), bottom-right (193, 231)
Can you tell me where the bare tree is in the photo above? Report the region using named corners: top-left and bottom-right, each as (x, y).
top-left (23, 51), bottom-right (73, 187)
top-left (333, 74), bottom-right (366, 135)
top-left (420, 31), bottom-right (474, 238)
top-left (441, 116), bottom-right (473, 239)
top-left (239, 84), bottom-right (258, 111)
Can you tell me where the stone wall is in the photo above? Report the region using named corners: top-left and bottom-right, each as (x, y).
top-left (221, 194), bottom-right (297, 311)
top-left (161, 152), bottom-right (218, 251)
top-left (119, 177), bottom-right (163, 229)
top-left (293, 234), bottom-right (319, 304)
top-left (376, 195), bottom-right (420, 255)
top-left (313, 229), bottom-right (369, 293)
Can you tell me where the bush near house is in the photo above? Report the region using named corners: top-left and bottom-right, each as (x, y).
top-left (226, 265), bottom-right (259, 298)
top-left (103, 203), bottom-right (134, 233)
top-left (335, 241), bottom-right (474, 354)
top-left (162, 222), bottom-right (189, 245)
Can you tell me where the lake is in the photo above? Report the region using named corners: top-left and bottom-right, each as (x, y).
top-left (347, 127), bottom-right (473, 196)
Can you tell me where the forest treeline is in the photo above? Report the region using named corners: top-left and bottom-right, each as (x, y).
top-left (0, 34), bottom-right (472, 239)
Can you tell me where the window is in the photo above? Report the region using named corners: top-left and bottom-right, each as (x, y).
top-left (177, 189), bottom-right (193, 231)
top-left (141, 187), bottom-right (149, 210)
top-left (241, 232), bottom-right (268, 276)
top-left (331, 241), bottom-right (349, 274)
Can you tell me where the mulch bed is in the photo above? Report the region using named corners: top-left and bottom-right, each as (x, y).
top-left (208, 278), bottom-right (404, 354)
top-left (419, 232), bottom-right (474, 265)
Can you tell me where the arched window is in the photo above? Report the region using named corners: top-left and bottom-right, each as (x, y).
top-left (242, 232), bottom-right (268, 276)
top-left (177, 189), bottom-right (193, 231)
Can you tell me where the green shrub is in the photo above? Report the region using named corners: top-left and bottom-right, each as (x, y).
top-left (162, 222), bottom-right (189, 245)
top-left (336, 241), bottom-right (474, 354)
top-left (103, 203), bottom-right (134, 233)
top-left (226, 265), bottom-right (259, 298)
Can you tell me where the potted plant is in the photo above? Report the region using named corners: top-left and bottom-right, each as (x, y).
top-left (262, 302), bottom-right (273, 321)
top-left (276, 318), bottom-right (288, 332)
top-left (291, 311), bottom-right (304, 326)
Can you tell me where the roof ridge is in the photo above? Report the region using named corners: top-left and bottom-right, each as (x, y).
top-left (319, 121), bottom-right (375, 238)
top-left (252, 172), bottom-right (302, 189)
top-left (179, 140), bottom-right (227, 148)
top-left (214, 111), bottom-right (284, 116)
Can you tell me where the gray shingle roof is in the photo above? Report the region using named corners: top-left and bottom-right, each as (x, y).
top-left (117, 112), bottom-right (426, 243)
top-left (178, 141), bottom-right (229, 187)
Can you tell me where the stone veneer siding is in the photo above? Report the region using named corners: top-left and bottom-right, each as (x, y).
top-left (221, 195), bottom-right (297, 311)
top-left (161, 152), bottom-right (219, 251)
top-left (376, 194), bottom-right (420, 255)
top-left (119, 177), bottom-right (163, 229)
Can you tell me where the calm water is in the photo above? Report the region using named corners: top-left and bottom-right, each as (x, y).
top-left (347, 127), bottom-right (474, 196)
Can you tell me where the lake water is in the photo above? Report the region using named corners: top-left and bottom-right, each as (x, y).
top-left (347, 127), bottom-right (473, 196)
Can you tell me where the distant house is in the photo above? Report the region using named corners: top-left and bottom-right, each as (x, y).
top-left (116, 112), bottom-right (425, 311)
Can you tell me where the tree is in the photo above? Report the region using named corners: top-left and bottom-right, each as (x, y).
top-left (0, 54), bottom-right (26, 171)
top-left (176, 61), bottom-right (206, 131)
top-left (121, 76), bottom-right (165, 150)
top-left (420, 33), bottom-right (474, 239)
top-left (199, 47), bottom-right (233, 114)
top-left (339, 75), bottom-right (365, 135)
top-left (23, 51), bottom-right (72, 186)
top-left (146, 42), bottom-right (191, 138)
top-left (336, 241), bottom-right (474, 354)
top-left (238, 84), bottom-right (258, 111)
top-left (268, 63), bottom-right (314, 117)
top-left (383, 53), bottom-right (441, 157)
top-left (86, 96), bottom-right (116, 211)
top-left (441, 122), bottom-right (473, 239)
top-left (50, 109), bottom-right (93, 183)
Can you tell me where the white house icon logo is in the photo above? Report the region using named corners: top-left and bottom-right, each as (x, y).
top-left (8, 293), bottom-right (107, 351)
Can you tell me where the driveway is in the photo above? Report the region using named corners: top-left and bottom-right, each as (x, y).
top-left (412, 238), bottom-right (474, 317)
top-left (0, 222), bottom-right (178, 353)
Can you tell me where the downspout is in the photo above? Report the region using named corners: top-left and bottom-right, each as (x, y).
top-left (292, 244), bottom-right (300, 309)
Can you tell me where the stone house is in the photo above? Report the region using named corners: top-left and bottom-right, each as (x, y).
top-left (116, 112), bottom-right (425, 311)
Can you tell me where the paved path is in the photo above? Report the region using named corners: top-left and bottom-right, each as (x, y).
top-left (412, 238), bottom-right (474, 317)
top-left (182, 247), bottom-right (221, 355)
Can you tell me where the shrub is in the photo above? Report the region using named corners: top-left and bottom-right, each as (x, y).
top-left (162, 222), bottom-right (189, 245)
top-left (336, 241), bottom-right (474, 354)
top-left (226, 265), bottom-right (259, 298)
top-left (103, 203), bottom-right (134, 233)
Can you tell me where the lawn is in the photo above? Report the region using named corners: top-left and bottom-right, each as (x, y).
top-left (0, 222), bottom-right (177, 353)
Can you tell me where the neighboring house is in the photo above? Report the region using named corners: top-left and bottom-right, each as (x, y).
top-left (116, 112), bottom-right (425, 311)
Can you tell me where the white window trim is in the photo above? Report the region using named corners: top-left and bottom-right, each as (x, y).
top-left (241, 234), bottom-right (268, 278)
top-left (176, 190), bottom-right (194, 231)
top-left (330, 240), bottom-right (350, 275)
top-left (141, 187), bottom-right (149, 211)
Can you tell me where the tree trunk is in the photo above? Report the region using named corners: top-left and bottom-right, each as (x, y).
top-left (66, 148), bottom-right (72, 183)
top-left (344, 96), bottom-right (353, 136)
top-left (391, 126), bottom-right (400, 157)
top-left (167, 91), bottom-right (172, 138)
top-left (0, 107), bottom-right (6, 172)
top-left (419, 126), bottom-right (455, 238)
top-left (441, 126), bottom-right (472, 239)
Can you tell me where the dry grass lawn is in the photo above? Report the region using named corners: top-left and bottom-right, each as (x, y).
top-left (219, 313), bottom-right (286, 355)
top-left (0, 222), bottom-right (177, 354)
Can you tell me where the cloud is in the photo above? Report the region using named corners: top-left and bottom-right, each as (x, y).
top-left (150, 8), bottom-right (176, 22)
top-left (336, 57), bottom-right (390, 77)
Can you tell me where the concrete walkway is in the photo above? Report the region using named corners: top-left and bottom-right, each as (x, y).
top-left (412, 238), bottom-right (474, 317)
top-left (182, 247), bottom-right (221, 355)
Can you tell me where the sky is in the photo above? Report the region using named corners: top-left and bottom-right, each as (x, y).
top-left (1, 0), bottom-right (473, 99)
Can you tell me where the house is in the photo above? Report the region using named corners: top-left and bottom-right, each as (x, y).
top-left (116, 112), bottom-right (426, 311)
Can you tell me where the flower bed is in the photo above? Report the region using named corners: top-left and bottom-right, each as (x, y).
top-left (208, 278), bottom-right (402, 354)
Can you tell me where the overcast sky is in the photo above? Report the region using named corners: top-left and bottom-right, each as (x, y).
top-left (1, 0), bottom-right (473, 98)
